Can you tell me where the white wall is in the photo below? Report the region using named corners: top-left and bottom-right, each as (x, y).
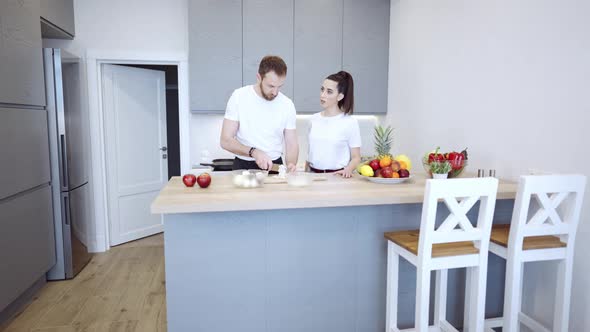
top-left (387, 0), bottom-right (590, 329)
top-left (44, 0), bottom-right (189, 252)
top-left (45, 0), bottom-right (188, 54)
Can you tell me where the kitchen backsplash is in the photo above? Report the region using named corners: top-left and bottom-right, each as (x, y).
top-left (190, 113), bottom-right (383, 167)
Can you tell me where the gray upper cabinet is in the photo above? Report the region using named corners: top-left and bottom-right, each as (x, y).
top-left (40, 0), bottom-right (75, 39)
top-left (189, 0), bottom-right (242, 111)
top-left (343, 0), bottom-right (390, 114)
top-left (242, 0), bottom-right (293, 98)
top-left (188, 0), bottom-right (389, 114)
top-left (294, 0), bottom-right (343, 113)
top-left (0, 0), bottom-right (45, 107)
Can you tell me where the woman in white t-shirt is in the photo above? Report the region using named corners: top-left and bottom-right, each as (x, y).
top-left (306, 71), bottom-right (361, 178)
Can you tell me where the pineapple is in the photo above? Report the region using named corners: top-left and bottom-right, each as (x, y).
top-left (374, 125), bottom-right (394, 159)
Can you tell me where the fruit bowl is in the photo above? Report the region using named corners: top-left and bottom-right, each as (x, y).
top-left (422, 159), bottom-right (468, 178)
top-left (232, 169), bottom-right (268, 188)
top-left (362, 175), bottom-right (413, 184)
top-left (356, 155), bottom-right (413, 181)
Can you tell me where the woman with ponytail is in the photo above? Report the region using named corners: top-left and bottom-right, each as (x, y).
top-left (306, 71), bottom-right (361, 178)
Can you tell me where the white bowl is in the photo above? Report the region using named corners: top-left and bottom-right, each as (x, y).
top-left (286, 172), bottom-right (313, 187)
top-left (232, 169), bottom-right (268, 188)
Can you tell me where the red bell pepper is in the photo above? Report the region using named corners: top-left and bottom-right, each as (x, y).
top-left (447, 151), bottom-right (465, 170)
top-left (460, 147), bottom-right (468, 160)
top-left (428, 147), bottom-right (445, 163)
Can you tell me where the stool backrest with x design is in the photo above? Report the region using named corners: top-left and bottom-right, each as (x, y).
top-left (418, 177), bottom-right (499, 265)
top-left (508, 174), bottom-right (586, 254)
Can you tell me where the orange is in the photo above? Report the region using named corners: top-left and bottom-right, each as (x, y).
top-left (379, 156), bottom-right (392, 168)
top-left (391, 171), bottom-right (400, 178)
top-left (399, 161), bottom-right (408, 170)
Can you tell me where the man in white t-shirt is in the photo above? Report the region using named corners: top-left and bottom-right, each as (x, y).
top-left (220, 55), bottom-right (299, 172)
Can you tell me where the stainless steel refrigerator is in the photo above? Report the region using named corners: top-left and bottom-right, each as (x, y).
top-left (43, 48), bottom-right (93, 280)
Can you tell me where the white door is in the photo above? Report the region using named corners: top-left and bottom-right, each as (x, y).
top-left (102, 64), bottom-right (168, 246)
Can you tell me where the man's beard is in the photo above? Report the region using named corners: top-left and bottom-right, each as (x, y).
top-left (259, 82), bottom-right (277, 101)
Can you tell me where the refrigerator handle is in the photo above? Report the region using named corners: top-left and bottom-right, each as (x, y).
top-left (63, 194), bottom-right (70, 226)
top-left (60, 134), bottom-right (69, 190)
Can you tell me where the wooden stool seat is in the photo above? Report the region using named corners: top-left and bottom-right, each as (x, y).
top-left (490, 224), bottom-right (566, 250)
top-left (384, 230), bottom-right (479, 258)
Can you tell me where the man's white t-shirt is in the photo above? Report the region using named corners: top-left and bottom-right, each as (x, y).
top-left (307, 112), bottom-right (362, 170)
top-left (224, 85), bottom-right (297, 161)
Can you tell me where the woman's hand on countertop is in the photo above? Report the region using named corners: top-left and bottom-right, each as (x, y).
top-left (334, 167), bottom-right (354, 178)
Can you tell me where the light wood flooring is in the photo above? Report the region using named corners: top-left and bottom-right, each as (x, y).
top-left (3, 233), bottom-right (166, 332)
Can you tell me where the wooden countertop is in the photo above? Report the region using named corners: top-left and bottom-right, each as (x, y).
top-left (151, 172), bottom-right (517, 214)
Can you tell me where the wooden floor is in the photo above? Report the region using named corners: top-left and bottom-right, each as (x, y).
top-left (3, 233), bottom-right (166, 332)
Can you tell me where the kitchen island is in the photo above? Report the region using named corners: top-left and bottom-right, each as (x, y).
top-left (151, 173), bottom-right (517, 332)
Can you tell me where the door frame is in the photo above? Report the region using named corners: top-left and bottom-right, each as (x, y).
top-left (86, 50), bottom-right (190, 252)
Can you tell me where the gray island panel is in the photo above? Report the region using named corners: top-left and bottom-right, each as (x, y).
top-left (164, 200), bottom-right (514, 332)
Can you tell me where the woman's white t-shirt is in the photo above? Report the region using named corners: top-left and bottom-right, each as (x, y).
top-left (307, 112), bottom-right (361, 170)
top-left (225, 85), bottom-right (297, 161)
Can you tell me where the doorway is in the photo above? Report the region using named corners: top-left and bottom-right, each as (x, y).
top-left (85, 52), bottom-right (190, 252)
top-left (123, 64), bottom-right (180, 179)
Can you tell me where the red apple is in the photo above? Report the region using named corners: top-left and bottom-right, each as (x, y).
top-left (381, 166), bottom-right (394, 178)
top-left (369, 159), bottom-right (381, 171)
top-left (182, 174), bottom-right (197, 187)
top-left (196, 173), bottom-right (212, 188)
top-left (398, 169), bottom-right (410, 178)
top-left (374, 169), bottom-right (383, 178)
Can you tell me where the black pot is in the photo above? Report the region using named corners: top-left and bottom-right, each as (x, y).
top-left (200, 158), bottom-right (234, 172)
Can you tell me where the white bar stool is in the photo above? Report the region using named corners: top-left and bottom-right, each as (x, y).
top-left (484, 174), bottom-right (586, 332)
top-left (385, 177), bottom-right (499, 332)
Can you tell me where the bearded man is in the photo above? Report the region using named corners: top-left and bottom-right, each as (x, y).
top-left (220, 55), bottom-right (299, 172)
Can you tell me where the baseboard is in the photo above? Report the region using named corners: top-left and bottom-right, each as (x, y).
top-left (87, 234), bottom-right (107, 253)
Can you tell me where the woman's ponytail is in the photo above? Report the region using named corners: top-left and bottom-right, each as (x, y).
top-left (326, 71), bottom-right (354, 114)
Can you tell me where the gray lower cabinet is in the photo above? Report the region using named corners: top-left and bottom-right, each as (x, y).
top-left (293, 0), bottom-right (343, 113)
top-left (0, 0), bottom-right (45, 106)
top-left (0, 185), bottom-right (56, 312)
top-left (242, 0), bottom-right (294, 98)
top-left (40, 0), bottom-right (76, 39)
top-left (343, 0), bottom-right (390, 114)
top-left (189, 0), bottom-right (242, 111)
top-left (0, 107), bottom-right (51, 201)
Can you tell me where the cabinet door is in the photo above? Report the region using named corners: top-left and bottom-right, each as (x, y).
top-left (243, 0), bottom-right (294, 98)
top-left (0, 0), bottom-right (45, 106)
top-left (0, 185), bottom-right (55, 312)
top-left (189, 0), bottom-right (242, 111)
top-left (343, 0), bottom-right (390, 114)
top-left (293, 0), bottom-right (343, 113)
top-left (40, 0), bottom-right (76, 38)
top-left (0, 107), bottom-right (51, 200)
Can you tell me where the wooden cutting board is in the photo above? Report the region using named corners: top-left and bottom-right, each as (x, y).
top-left (265, 175), bottom-right (327, 184)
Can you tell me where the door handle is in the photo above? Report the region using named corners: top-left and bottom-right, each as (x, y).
top-left (60, 134), bottom-right (69, 190)
top-left (63, 195), bottom-right (71, 226)
top-left (160, 146), bottom-right (168, 151)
